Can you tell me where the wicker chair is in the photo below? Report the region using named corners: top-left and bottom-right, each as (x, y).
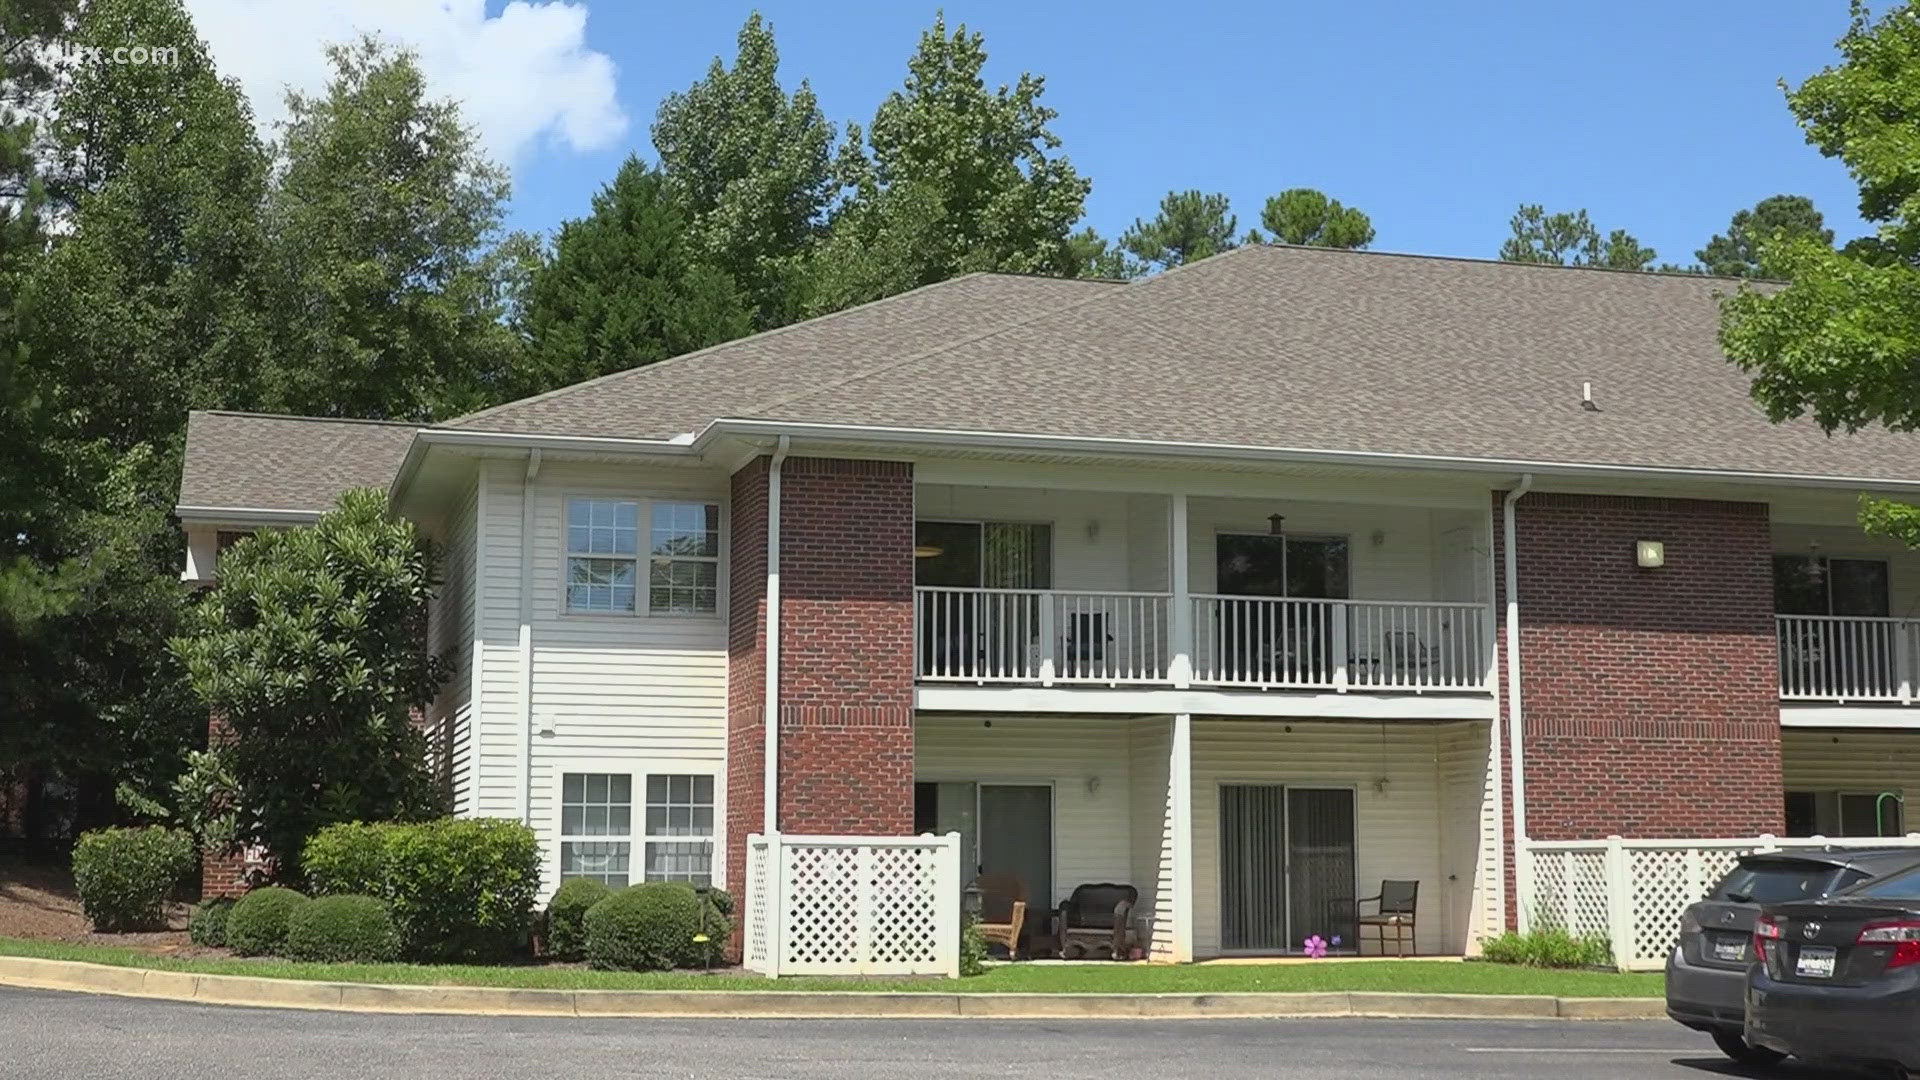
top-left (1054, 882), bottom-right (1138, 960)
top-left (972, 872), bottom-right (1028, 960)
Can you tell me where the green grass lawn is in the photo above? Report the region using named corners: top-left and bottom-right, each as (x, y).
top-left (0, 937), bottom-right (1664, 997)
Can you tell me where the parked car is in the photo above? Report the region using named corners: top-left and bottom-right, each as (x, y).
top-left (1667, 849), bottom-right (1920, 1066)
top-left (1746, 857), bottom-right (1920, 1075)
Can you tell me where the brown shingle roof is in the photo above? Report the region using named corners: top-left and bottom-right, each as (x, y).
top-left (177, 411), bottom-right (419, 515)
top-left (448, 271), bottom-right (1122, 438)
top-left (736, 245), bottom-right (1920, 483)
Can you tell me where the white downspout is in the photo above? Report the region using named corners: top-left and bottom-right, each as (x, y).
top-left (762, 437), bottom-right (791, 836)
top-left (1503, 473), bottom-right (1534, 931)
top-left (520, 449), bottom-right (542, 827)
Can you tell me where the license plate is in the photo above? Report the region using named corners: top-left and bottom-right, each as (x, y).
top-left (1712, 937), bottom-right (1748, 962)
top-left (1795, 945), bottom-right (1837, 979)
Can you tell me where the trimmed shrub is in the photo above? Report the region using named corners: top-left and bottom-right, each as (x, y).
top-left (303, 817), bottom-right (540, 961)
top-left (226, 887), bottom-right (309, 956)
top-left (959, 915), bottom-right (988, 977)
top-left (71, 826), bottom-right (194, 932)
top-left (283, 895), bottom-right (399, 963)
top-left (583, 882), bottom-right (728, 971)
top-left (1480, 926), bottom-right (1613, 968)
top-left (188, 897), bottom-right (235, 947)
top-left (303, 822), bottom-right (388, 897)
top-left (545, 877), bottom-right (611, 961)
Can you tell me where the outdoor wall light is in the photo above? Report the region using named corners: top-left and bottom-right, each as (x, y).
top-left (1635, 540), bottom-right (1665, 568)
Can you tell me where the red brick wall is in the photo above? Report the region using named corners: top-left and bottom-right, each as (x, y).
top-left (725, 457), bottom-right (917, 935)
top-left (1493, 491), bottom-right (1783, 924)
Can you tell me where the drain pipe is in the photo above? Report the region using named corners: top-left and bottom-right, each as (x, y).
top-left (762, 437), bottom-right (791, 836)
top-left (1503, 473), bottom-right (1535, 931)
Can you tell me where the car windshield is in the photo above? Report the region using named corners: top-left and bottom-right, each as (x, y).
top-left (1710, 861), bottom-right (1845, 903)
top-left (1838, 862), bottom-right (1920, 899)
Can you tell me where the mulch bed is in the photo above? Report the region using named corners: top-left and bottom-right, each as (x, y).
top-left (0, 864), bottom-right (200, 953)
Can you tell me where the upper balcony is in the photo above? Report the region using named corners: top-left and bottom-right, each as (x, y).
top-left (1773, 519), bottom-right (1920, 724)
top-left (910, 485), bottom-right (1495, 717)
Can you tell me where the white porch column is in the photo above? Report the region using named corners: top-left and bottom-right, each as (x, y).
top-left (1170, 711), bottom-right (1194, 962)
top-left (1169, 493), bottom-right (1192, 688)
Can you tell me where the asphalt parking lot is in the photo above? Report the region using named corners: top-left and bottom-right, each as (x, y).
top-left (0, 986), bottom-right (1881, 1079)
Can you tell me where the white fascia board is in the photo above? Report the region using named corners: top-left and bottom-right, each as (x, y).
top-left (174, 505), bottom-right (322, 526)
top-left (700, 418), bottom-right (1920, 495)
top-left (389, 427), bottom-right (703, 504)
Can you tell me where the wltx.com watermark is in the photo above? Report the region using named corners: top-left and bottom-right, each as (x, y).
top-left (50, 41), bottom-right (180, 67)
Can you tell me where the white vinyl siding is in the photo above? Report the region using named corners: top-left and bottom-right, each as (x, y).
top-left (1771, 522), bottom-right (1920, 620)
top-left (917, 714), bottom-right (1494, 959)
top-left (1783, 729), bottom-right (1920, 834)
top-left (1189, 719), bottom-right (1491, 958)
top-left (914, 484), bottom-right (1487, 603)
top-left (472, 460), bottom-right (731, 900)
top-left (433, 478), bottom-right (479, 816)
top-left (913, 715), bottom-right (1136, 907)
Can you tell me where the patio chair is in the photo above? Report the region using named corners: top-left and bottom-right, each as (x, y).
top-left (1053, 882), bottom-right (1138, 960)
top-left (972, 872), bottom-right (1028, 960)
top-left (1356, 880), bottom-right (1419, 957)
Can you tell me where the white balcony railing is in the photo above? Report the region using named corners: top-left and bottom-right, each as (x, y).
top-left (913, 587), bottom-right (1489, 693)
top-left (914, 587), bottom-right (1171, 685)
top-left (1191, 596), bottom-right (1490, 692)
top-left (1777, 614), bottom-right (1920, 703)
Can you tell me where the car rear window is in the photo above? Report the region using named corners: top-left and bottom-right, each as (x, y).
top-left (1840, 863), bottom-right (1920, 898)
top-left (1710, 861), bottom-right (1848, 903)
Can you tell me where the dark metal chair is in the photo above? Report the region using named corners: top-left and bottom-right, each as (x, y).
top-left (1053, 882), bottom-right (1138, 960)
top-left (1356, 880), bottom-right (1419, 957)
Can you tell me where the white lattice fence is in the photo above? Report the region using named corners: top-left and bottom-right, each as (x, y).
top-left (1523, 834), bottom-right (1920, 971)
top-left (742, 832), bottom-right (961, 978)
top-left (745, 836), bottom-right (771, 971)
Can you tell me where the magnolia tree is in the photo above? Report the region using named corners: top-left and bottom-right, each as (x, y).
top-left (171, 488), bottom-right (448, 877)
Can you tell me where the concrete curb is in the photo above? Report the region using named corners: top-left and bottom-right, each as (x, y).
top-left (0, 956), bottom-right (1667, 1021)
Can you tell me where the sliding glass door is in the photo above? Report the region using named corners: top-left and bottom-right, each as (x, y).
top-left (915, 521), bottom-right (1053, 679)
top-left (1219, 784), bottom-right (1357, 953)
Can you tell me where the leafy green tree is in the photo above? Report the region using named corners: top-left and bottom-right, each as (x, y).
top-left (3, 0), bottom-right (230, 839)
top-left (1066, 226), bottom-right (1135, 279)
top-left (520, 157), bottom-right (752, 391)
top-left (1259, 188), bottom-right (1375, 249)
top-left (1698, 195), bottom-right (1833, 278)
top-left (29, 0), bottom-right (274, 454)
top-left (1720, 2), bottom-right (1920, 547)
top-left (262, 38), bottom-right (524, 421)
top-left (1119, 190), bottom-right (1237, 272)
top-left (652, 14), bottom-right (834, 330)
top-left (1498, 204), bottom-right (1657, 270)
top-left (171, 489), bottom-right (448, 876)
top-left (804, 13), bottom-right (1092, 314)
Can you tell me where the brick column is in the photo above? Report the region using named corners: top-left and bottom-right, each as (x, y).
top-left (725, 457), bottom-right (916, 944)
top-left (1492, 492), bottom-right (1782, 927)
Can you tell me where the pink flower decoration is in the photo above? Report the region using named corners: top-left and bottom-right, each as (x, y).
top-left (1303, 934), bottom-right (1328, 958)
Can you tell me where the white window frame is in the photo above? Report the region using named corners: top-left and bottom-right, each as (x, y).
top-left (549, 762), bottom-right (724, 894)
top-left (646, 500), bottom-right (723, 617)
top-left (563, 496), bottom-right (641, 615)
top-left (558, 494), bottom-right (726, 620)
top-left (640, 773), bottom-right (719, 884)
top-left (556, 770), bottom-right (637, 888)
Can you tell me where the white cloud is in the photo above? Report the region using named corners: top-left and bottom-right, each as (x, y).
top-left (182, 0), bottom-right (627, 165)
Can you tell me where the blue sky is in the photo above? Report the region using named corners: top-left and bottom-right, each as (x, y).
top-left (502, 0), bottom-right (1880, 264)
top-left (192, 1), bottom-right (1876, 266)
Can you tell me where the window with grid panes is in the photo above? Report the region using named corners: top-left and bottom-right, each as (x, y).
top-left (559, 773), bottom-right (633, 886)
top-left (643, 774), bottom-right (715, 884)
top-left (648, 502), bottom-right (719, 614)
top-left (566, 498), bottom-right (639, 613)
